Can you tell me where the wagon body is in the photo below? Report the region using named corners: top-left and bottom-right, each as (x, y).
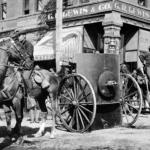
top-left (74, 53), bottom-right (120, 105)
top-left (57, 52), bottom-right (124, 132)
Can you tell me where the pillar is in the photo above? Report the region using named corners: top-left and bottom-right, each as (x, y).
top-left (102, 12), bottom-right (123, 54)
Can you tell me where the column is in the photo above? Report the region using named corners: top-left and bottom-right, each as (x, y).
top-left (102, 12), bottom-right (123, 54)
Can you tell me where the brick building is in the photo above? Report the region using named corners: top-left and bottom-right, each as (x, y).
top-left (0, 0), bottom-right (150, 71)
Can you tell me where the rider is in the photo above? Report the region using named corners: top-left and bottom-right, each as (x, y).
top-left (11, 29), bottom-right (34, 101)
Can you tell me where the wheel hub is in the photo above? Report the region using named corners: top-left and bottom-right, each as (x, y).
top-left (72, 100), bottom-right (78, 106)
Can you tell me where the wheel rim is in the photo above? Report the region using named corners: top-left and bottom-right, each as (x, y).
top-left (57, 74), bottom-right (96, 132)
top-left (120, 73), bottom-right (143, 126)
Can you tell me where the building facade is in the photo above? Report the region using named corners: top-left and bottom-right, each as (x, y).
top-left (0, 0), bottom-right (150, 71)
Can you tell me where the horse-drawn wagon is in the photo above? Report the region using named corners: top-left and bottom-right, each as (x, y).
top-left (56, 52), bottom-right (143, 132)
top-left (0, 36), bottom-right (144, 142)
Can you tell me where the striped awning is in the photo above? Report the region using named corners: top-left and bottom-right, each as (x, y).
top-left (34, 26), bottom-right (83, 61)
top-left (34, 31), bottom-right (56, 61)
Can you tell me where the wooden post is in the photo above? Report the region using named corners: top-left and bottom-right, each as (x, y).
top-left (56, 0), bottom-right (63, 71)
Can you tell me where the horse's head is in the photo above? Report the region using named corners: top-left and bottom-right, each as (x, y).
top-left (0, 37), bottom-right (22, 84)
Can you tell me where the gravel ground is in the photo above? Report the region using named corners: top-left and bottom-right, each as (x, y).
top-left (1, 109), bottom-right (150, 150)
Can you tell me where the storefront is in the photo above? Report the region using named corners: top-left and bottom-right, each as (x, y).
top-left (45, 0), bottom-right (150, 72)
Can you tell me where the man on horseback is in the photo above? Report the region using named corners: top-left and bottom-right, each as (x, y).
top-left (11, 30), bottom-right (35, 111)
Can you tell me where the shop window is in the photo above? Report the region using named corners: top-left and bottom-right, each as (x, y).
top-left (138, 0), bottom-right (145, 6)
top-left (63, 0), bottom-right (74, 7)
top-left (1, 0), bottom-right (7, 20)
top-left (37, 0), bottom-right (43, 11)
top-left (24, 0), bottom-right (30, 15)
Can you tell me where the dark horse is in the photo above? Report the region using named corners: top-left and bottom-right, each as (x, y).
top-left (0, 37), bottom-right (59, 143)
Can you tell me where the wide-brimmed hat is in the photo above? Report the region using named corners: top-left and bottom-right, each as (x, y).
top-left (10, 29), bottom-right (25, 38)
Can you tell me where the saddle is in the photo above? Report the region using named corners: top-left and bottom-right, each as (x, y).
top-left (0, 67), bottom-right (22, 102)
top-left (32, 69), bottom-right (58, 89)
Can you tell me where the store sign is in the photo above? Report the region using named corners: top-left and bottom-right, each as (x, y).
top-left (114, 1), bottom-right (150, 20)
top-left (48, 1), bottom-right (150, 22)
top-left (63, 2), bottom-right (112, 18)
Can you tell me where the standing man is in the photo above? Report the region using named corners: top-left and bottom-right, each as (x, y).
top-left (139, 47), bottom-right (150, 80)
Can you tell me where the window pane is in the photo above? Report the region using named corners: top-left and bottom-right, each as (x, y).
top-left (2, 3), bottom-right (7, 20)
top-left (25, 0), bottom-right (29, 9)
top-left (24, 0), bottom-right (30, 14)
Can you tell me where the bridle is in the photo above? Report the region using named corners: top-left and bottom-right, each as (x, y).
top-left (0, 37), bottom-right (24, 69)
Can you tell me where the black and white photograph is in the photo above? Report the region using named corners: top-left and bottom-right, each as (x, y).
top-left (0, 0), bottom-right (150, 149)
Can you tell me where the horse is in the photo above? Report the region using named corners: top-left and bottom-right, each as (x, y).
top-left (0, 37), bottom-right (59, 143)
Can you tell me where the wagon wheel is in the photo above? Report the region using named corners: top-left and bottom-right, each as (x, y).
top-left (57, 74), bottom-right (97, 132)
top-left (120, 73), bottom-right (143, 126)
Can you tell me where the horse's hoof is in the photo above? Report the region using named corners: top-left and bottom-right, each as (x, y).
top-left (34, 131), bottom-right (44, 138)
top-left (15, 137), bottom-right (24, 145)
top-left (50, 134), bottom-right (55, 139)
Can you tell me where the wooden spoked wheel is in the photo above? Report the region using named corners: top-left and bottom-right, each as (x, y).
top-left (57, 74), bottom-right (97, 132)
top-left (120, 73), bottom-right (143, 126)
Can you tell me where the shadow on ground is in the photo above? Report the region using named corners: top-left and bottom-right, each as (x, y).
top-left (0, 126), bottom-right (51, 149)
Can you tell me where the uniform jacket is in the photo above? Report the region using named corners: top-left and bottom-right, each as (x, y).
top-left (20, 40), bottom-right (34, 70)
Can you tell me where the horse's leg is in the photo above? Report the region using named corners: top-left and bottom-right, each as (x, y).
top-left (50, 92), bottom-right (56, 139)
top-left (34, 97), bottom-right (47, 137)
top-left (12, 91), bottom-right (24, 144)
top-left (3, 103), bottom-right (12, 138)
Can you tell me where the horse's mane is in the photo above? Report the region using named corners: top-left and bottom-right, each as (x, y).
top-left (0, 37), bottom-right (13, 49)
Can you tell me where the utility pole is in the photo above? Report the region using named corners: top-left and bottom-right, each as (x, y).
top-left (56, 0), bottom-right (63, 71)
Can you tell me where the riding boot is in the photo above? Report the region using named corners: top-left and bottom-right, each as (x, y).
top-left (25, 79), bottom-right (33, 93)
top-left (35, 109), bottom-right (40, 123)
top-left (30, 108), bottom-right (34, 123)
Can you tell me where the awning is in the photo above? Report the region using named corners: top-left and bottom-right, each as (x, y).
top-left (34, 31), bottom-right (56, 61)
top-left (34, 26), bottom-right (83, 61)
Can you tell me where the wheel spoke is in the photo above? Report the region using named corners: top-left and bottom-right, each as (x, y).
top-left (122, 105), bottom-right (129, 123)
top-left (78, 107), bottom-right (90, 124)
top-left (126, 102), bottom-right (139, 112)
top-left (73, 77), bottom-right (77, 99)
top-left (124, 91), bottom-right (137, 100)
top-left (77, 108), bottom-right (85, 129)
top-left (79, 92), bottom-right (91, 102)
top-left (76, 109), bottom-right (80, 130)
top-left (125, 107), bottom-right (135, 119)
top-left (61, 94), bottom-right (73, 102)
top-left (69, 109), bottom-right (76, 128)
top-left (60, 105), bottom-right (73, 115)
top-left (79, 105), bottom-right (93, 114)
top-left (63, 85), bottom-right (74, 100)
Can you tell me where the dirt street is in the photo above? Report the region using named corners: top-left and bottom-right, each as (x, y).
top-left (1, 109), bottom-right (150, 150)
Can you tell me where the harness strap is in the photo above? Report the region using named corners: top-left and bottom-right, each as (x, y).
top-left (1, 89), bottom-right (12, 99)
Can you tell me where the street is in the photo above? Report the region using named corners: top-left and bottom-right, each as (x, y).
top-left (0, 109), bottom-right (150, 150)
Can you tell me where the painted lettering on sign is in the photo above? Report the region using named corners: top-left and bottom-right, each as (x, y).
top-left (63, 2), bottom-right (112, 18)
top-left (114, 1), bottom-right (150, 20)
top-left (48, 1), bottom-right (150, 22)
